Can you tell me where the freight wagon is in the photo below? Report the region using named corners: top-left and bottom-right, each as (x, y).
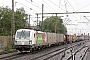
top-left (56, 34), bottom-right (65, 45)
top-left (64, 35), bottom-right (73, 43)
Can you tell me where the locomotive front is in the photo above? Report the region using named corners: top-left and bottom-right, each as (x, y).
top-left (14, 29), bottom-right (33, 52)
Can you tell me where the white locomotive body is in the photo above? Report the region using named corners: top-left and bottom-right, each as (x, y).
top-left (15, 29), bottom-right (47, 52)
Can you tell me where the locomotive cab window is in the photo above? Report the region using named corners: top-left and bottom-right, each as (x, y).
top-left (16, 31), bottom-right (30, 38)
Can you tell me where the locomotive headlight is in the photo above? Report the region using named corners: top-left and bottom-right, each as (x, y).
top-left (15, 41), bottom-right (17, 43)
top-left (14, 41), bottom-right (17, 44)
top-left (29, 40), bottom-right (32, 44)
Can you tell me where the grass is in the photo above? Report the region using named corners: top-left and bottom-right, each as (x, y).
top-left (4, 46), bottom-right (12, 51)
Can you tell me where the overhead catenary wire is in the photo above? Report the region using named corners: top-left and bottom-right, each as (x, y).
top-left (15, 2), bottom-right (29, 9)
top-left (32, 0), bottom-right (55, 13)
top-left (76, 3), bottom-right (90, 11)
top-left (15, 1), bottom-right (40, 24)
top-left (23, 0), bottom-right (90, 29)
top-left (66, 0), bottom-right (81, 21)
top-left (74, 0), bottom-right (84, 24)
top-left (63, 0), bottom-right (81, 20)
top-left (62, 0), bottom-right (82, 32)
top-left (59, 0), bottom-right (78, 26)
top-left (15, 1), bottom-right (38, 13)
top-left (43, 0), bottom-right (57, 12)
top-left (74, 0), bottom-right (80, 11)
top-left (25, 0), bottom-right (41, 9)
top-left (67, 0), bottom-right (76, 12)
top-left (25, 0), bottom-right (60, 19)
top-left (25, 0), bottom-right (49, 13)
top-left (48, 0), bottom-right (65, 11)
top-left (14, 1), bottom-right (38, 26)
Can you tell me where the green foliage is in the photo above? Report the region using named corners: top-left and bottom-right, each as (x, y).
top-left (15, 7), bottom-right (28, 30)
top-left (4, 46), bottom-right (12, 51)
top-left (0, 6), bottom-right (28, 36)
top-left (39, 16), bottom-right (67, 34)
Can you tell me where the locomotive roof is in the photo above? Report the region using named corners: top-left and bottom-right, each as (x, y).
top-left (16, 29), bottom-right (35, 32)
top-left (16, 29), bottom-right (45, 33)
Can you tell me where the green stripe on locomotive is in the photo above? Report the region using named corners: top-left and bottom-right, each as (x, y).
top-left (36, 33), bottom-right (43, 44)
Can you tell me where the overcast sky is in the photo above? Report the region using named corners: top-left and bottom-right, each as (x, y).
top-left (0, 0), bottom-right (90, 35)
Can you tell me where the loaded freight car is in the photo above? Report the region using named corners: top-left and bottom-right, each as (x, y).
top-left (46, 32), bottom-right (57, 47)
top-left (65, 35), bottom-right (73, 43)
top-left (56, 34), bottom-right (65, 45)
top-left (73, 34), bottom-right (77, 42)
top-left (77, 35), bottom-right (84, 41)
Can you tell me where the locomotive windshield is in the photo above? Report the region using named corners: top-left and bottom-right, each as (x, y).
top-left (16, 31), bottom-right (30, 39)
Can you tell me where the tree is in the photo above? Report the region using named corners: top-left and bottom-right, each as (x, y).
top-left (0, 6), bottom-right (28, 36)
top-left (0, 6), bottom-right (12, 36)
top-left (15, 7), bottom-right (28, 30)
top-left (39, 16), bottom-right (67, 34)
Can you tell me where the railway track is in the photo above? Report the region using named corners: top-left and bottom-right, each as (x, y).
top-left (67, 45), bottom-right (89, 60)
top-left (30, 40), bottom-right (87, 60)
top-left (0, 40), bottom-right (88, 60)
top-left (0, 50), bottom-right (17, 55)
